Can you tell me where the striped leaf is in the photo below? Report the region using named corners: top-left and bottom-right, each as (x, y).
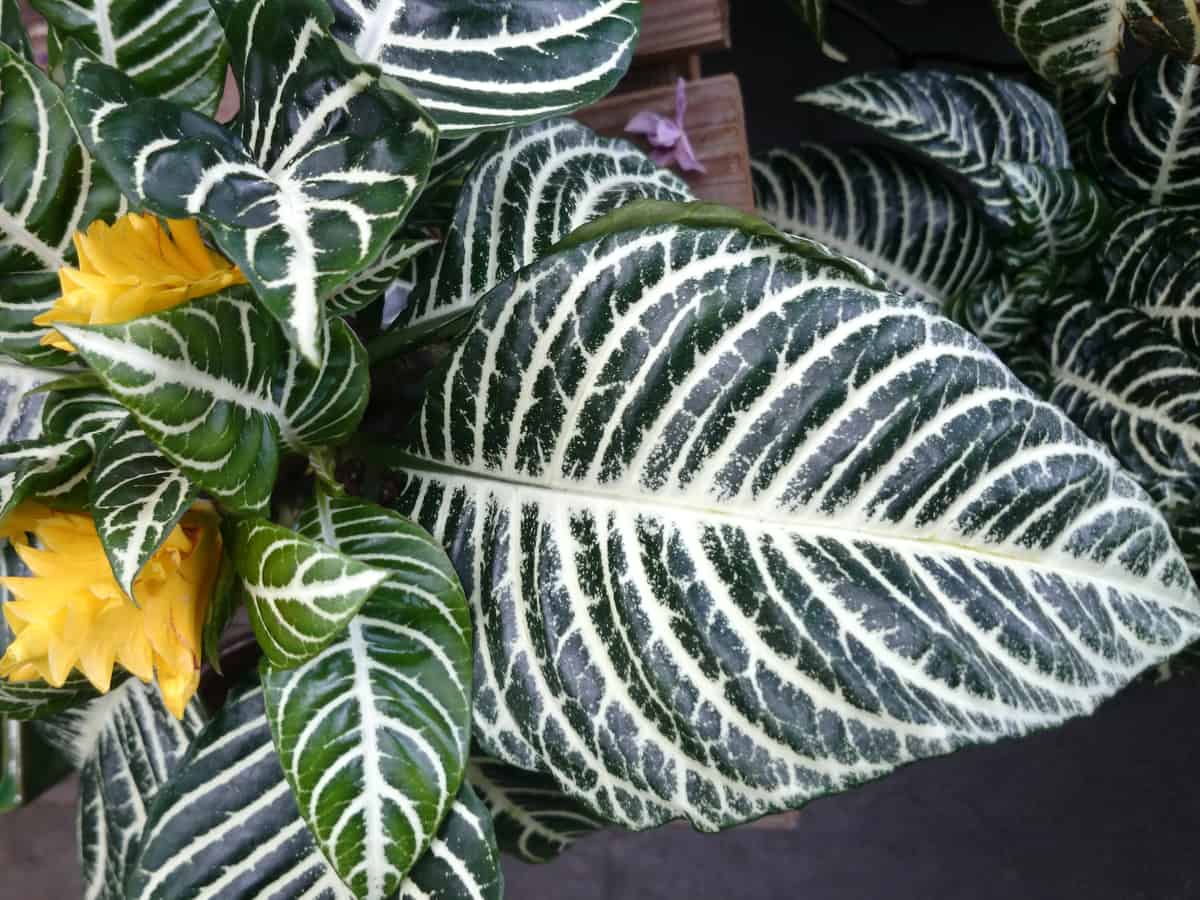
top-left (64, 0), bottom-right (437, 365)
top-left (0, 42), bottom-right (121, 367)
top-left (1090, 55), bottom-right (1200, 206)
top-left (0, 436), bottom-right (92, 523)
top-left (30, 0), bottom-right (228, 114)
top-left (0, 363), bottom-right (50, 444)
top-left (89, 419), bottom-right (196, 600)
top-left (392, 118), bottom-right (693, 345)
top-left (262, 495), bottom-right (472, 900)
top-left (388, 214), bottom-right (1200, 830)
top-left (127, 682), bottom-right (502, 900)
top-left (40, 388), bottom-right (126, 443)
top-left (37, 681), bottom-right (205, 900)
top-left (60, 290), bottom-right (370, 515)
top-left (948, 264), bottom-right (1055, 354)
top-left (994, 1), bottom-right (1200, 88)
top-left (1048, 293), bottom-right (1200, 495)
top-left (998, 162), bottom-right (1111, 266)
top-left (327, 0), bottom-right (641, 138)
top-left (468, 755), bottom-right (606, 864)
top-left (785, 0), bottom-right (843, 59)
top-left (233, 518), bottom-right (387, 668)
top-left (327, 233), bottom-right (439, 318)
top-left (799, 70), bottom-right (1070, 227)
top-left (752, 145), bottom-right (993, 310)
top-left (407, 133), bottom-right (506, 231)
top-left (1103, 206), bottom-right (1200, 354)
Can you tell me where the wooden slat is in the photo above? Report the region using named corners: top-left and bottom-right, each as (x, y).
top-left (635, 0), bottom-right (730, 61)
top-left (574, 74), bottom-right (754, 213)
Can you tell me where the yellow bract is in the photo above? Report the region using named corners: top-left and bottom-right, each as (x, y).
top-left (0, 502), bottom-right (223, 719)
top-left (34, 213), bottom-right (246, 352)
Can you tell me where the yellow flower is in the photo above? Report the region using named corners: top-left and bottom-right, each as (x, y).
top-left (0, 502), bottom-right (223, 719)
top-left (34, 213), bottom-right (246, 352)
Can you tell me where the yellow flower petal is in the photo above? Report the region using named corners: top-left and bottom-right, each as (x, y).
top-left (34, 212), bottom-right (246, 352)
top-left (0, 503), bottom-right (223, 717)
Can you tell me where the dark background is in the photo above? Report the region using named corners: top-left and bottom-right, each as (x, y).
top-left (4, 3), bottom-right (1199, 899)
top-left (506, 2), bottom-right (1200, 898)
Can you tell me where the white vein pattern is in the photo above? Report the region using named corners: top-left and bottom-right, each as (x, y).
top-left (948, 266), bottom-right (1053, 354)
top-left (90, 420), bottom-right (195, 599)
top-left (752, 144), bottom-right (992, 311)
top-left (799, 70), bottom-right (1070, 227)
top-left (34, 681), bottom-right (204, 900)
top-left (39, 389), bottom-right (128, 443)
top-left (997, 162), bottom-right (1110, 266)
top-left (467, 756), bottom-right (605, 864)
top-left (237, 518), bottom-right (388, 669)
top-left (30, 0), bottom-right (227, 114)
top-left (0, 435), bottom-right (92, 523)
top-left (64, 0), bottom-right (436, 364)
top-left (1103, 205), bottom-right (1200, 355)
top-left (128, 683), bottom-right (500, 900)
top-left (328, 234), bottom-right (439, 318)
top-left (262, 495), bottom-right (473, 900)
top-left (60, 292), bottom-right (368, 515)
top-left (0, 363), bottom-right (49, 444)
top-left (995, 0), bottom-right (1200, 88)
top-left (389, 221), bottom-right (1200, 831)
top-left (0, 45), bottom-right (119, 365)
top-left (396, 118), bottom-right (693, 340)
top-left (1049, 293), bottom-right (1200, 496)
top-left (1092, 55), bottom-right (1200, 206)
top-left (327, 0), bottom-right (640, 137)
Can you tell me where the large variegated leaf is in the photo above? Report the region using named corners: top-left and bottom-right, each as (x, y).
top-left (327, 0), bottom-right (641, 138)
top-left (1048, 292), bottom-right (1200, 494)
top-left (60, 290), bottom-right (369, 515)
top-left (0, 363), bottom-right (50, 443)
top-left (799, 70), bottom-right (1070, 226)
top-left (90, 419), bottom-right (196, 600)
top-left (0, 43), bottom-right (120, 367)
top-left (30, 0), bottom-right (228, 114)
top-left (127, 682), bottom-right (502, 900)
top-left (262, 495), bottom-right (472, 900)
top-left (1091, 55), bottom-right (1200, 206)
top-left (36, 681), bottom-right (205, 900)
top-left (392, 118), bottom-right (692, 345)
top-left (388, 214), bottom-right (1200, 830)
top-left (752, 145), bottom-right (993, 310)
top-left (468, 755), bottom-right (606, 864)
top-left (64, 0), bottom-right (437, 364)
top-left (997, 162), bottom-right (1111, 266)
top-left (232, 518), bottom-right (387, 668)
top-left (1103, 206), bottom-right (1200, 353)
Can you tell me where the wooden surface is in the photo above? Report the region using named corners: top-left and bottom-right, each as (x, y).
top-left (634, 0), bottom-right (730, 61)
top-left (574, 74), bottom-right (755, 213)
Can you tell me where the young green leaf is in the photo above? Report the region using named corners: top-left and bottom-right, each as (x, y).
top-left (389, 216), bottom-right (1200, 831)
top-left (327, 0), bottom-right (641, 138)
top-left (30, 0), bottom-right (228, 114)
top-left (0, 43), bottom-right (121, 367)
top-left (0, 437), bottom-right (93, 524)
top-left (262, 494), bottom-right (472, 900)
top-left (63, 0), bottom-right (437, 364)
top-left (89, 420), bottom-right (197, 600)
top-left (232, 518), bottom-right (387, 668)
top-left (753, 144), bottom-right (994, 310)
top-left (59, 290), bottom-right (369, 515)
top-left (799, 70), bottom-right (1070, 226)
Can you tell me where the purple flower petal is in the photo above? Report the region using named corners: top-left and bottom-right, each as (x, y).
top-left (673, 76), bottom-right (688, 127)
top-left (674, 133), bottom-right (707, 173)
top-left (625, 78), bottom-right (705, 174)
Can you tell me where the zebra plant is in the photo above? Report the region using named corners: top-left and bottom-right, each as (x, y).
top-left (1, 1), bottom-right (1200, 899)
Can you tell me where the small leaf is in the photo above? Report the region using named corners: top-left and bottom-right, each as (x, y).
top-left (753, 144), bottom-right (993, 310)
top-left (327, 233), bottom-right (439, 318)
top-left (40, 388), bottom-right (126, 442)
top-left (0, 0), bottom-right (32, 62)
top-left (1091, 54), bottom-right (1200, 206)
top-left (36, 680), bottom-right (205, 900)
top-left (30, 0), bottom-right (228, 114)
top-left (948, 263), bottom-right (1058, 353)
top-left (0, 436), bottom-right (92, 524)
top-left (64, 0), bottom-right (437, 363)
top-left (998, 162), bottom-right (1111, 266)
top-left (232, 518), bottom-right (387, 668)
top-left (262, 494), bottom-right (472, 900)
top-left (89, 419), bottom-right (196, 599)
top-left (201, 546), bottom-right (239, 675)
top-left (468, 755), bottom-right (606, 864)
top-left (61, 289), bottom-right (369, 515)
top-left (328, 0), bottom-right (641, 138)
top-left (800, 69), bottom-right (1070, 226)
